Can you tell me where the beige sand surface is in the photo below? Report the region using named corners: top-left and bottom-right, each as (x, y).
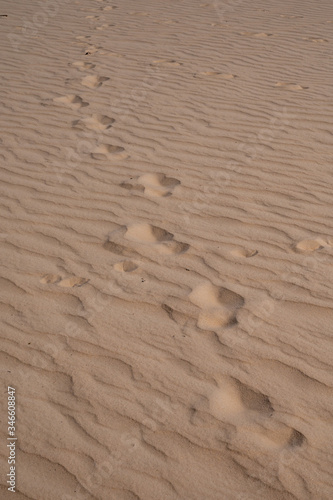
top-left (1, 0), bottom-right (333, 499)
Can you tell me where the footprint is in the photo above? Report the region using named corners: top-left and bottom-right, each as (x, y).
top-left (58, 277), bottom-right (89, 288)
top-left (151, 59), bottom-right (182, 67)
top-left (40, 275), bottom-right (88, 287)
top-left (91, 144), bottom-right (128, 160)
top-left (230, 248), bottom-right (258, 258)
top-left (240, 32), bottom-right (273, 37)
top-left (279, 14), bottom-right (303, 19)
top-left (189, 282), bottom-right (244, 310)
top-left (292, 238), bottom-right (326, 253)
top-left (53, 94), bottom-right (89, 109)
top-left (129, 11), bottom-right (149, 16)
top-left (101, 51), bottom-right (124, 58)
top-left (103, 5), bottom-right (118, 10)
top-left (303, 37), bottom-right (328, 43)
top-left (124, 223), bottom-right (189, 255)
top-left (156, 241), bottom-right (189, 255)
top-left (210, 378), bottom-right (273, 421)
top-left (125, 224), bottom-right (174, 243)
top-left (155, 19), bottom-right (179, 25)
top-left (96, 24), bottom-right (113, 30)
top-left (252, 32), bottom-right (273, 38)
top-left (84, 45), bottom-right (99, 55)
top-left (189, 282), bottom-right (244, 330)
top-left (275, 82), bottom-right (308, 91)
top-left (104, 225), bottom-right (189, 257)
top-left (250, 425), bottom-right (305, 450)
top-left (194, 72), bottom-right (236, 79)
top-left (76, 35), bottom-right (92, 41)
top-left (85, 15), bottom-right (100, 20)
top-left (81, 75), bottom-right (109, 89)
top-left (137, 173), bottom-right (180, 197)
top-left (210, 377), bottom-right (305, 450)
top-left (71, 61), bottom-right (96, 71)
top-left (114, 261), bottom-right (138, 272)
top-left (72, 114), bottom-right (115, 131)
top-left (194, 308), bottom-right (237, 330)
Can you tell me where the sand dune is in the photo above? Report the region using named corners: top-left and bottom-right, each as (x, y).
top-left (1, 0), bottom-right (333, 499)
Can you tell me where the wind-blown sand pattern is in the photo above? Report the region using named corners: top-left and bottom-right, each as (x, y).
top-left (1, 0), bottom-right (333, 499)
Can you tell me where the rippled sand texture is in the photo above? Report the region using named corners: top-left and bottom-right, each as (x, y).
top-left (1, 0), bottom-right (333, 499)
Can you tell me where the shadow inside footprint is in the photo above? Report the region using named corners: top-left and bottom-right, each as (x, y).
top-left (237, 381), bottom-right (274, 416)
top-left (288, 429), bottom-right (305, 448)
top-left (119, 182), bottom-right (145, 192)
top-left (103, 241), bottom-right (129, 255)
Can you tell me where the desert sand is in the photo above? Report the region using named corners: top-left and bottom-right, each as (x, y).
top-left (1, 0), bottom-right (333, 499)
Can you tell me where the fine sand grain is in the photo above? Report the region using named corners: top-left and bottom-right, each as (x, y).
top-left (1, 0), bottom-right (333, 499)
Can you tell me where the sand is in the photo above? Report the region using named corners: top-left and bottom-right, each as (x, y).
top-left (1, 0), bottom-right (333, 499)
